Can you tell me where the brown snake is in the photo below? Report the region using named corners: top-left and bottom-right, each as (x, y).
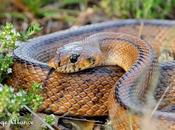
top-left (8, 20), bottom-right (175, 130)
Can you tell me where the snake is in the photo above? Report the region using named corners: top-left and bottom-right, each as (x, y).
top-left (8, 20), bottom-right (175, 130)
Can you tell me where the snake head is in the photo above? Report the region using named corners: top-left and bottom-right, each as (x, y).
top-left (48, 41), bottom-right (102, 73)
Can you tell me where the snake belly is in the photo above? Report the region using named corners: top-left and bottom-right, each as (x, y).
top-left (8, 20), bottom-right (175, 130)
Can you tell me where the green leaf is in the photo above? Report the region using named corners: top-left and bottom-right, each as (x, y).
top-left (19, 23), bottom-right (42, 41)
top-left (62, 0), bottom-right (81, 5)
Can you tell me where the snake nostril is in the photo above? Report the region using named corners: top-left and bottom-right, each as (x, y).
top-left (140, 34), bottom-right (145, 40)
top-left (87, 57), bottom-right (95, 64)
top-left (70, 54), bottom-right (80, 63)
top-left (58, 61), bottom-right (61, 66)
top-left (55, 58), bottom-right (61, 67)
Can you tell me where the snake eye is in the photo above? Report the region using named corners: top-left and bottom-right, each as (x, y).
top-left (70, 54), bottom-right (80, 63)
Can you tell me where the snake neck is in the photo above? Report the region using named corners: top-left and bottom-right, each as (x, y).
top-left (86, 32), bottom-right (157, 112)
top-left (86, 33), bottom-right (145, 71)
top-left (100, 42), bottom-right (139, 71)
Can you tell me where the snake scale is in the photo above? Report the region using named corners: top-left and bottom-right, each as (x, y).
top-left (8, 20), bottom-right (175, 130)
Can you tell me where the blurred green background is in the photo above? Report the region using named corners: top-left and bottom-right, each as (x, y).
top-left (1, 0), bottom-right (175, 34)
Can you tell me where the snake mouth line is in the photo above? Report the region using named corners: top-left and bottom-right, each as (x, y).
top-left (55, 63), bottom-right (95, 73)
top-left (56, 65), bottom-right (82, 73)
top-left (52, 56), bottom-right (96, 73)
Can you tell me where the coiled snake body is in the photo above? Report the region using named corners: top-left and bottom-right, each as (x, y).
top-left (9, 20), bottom-right (175, 130)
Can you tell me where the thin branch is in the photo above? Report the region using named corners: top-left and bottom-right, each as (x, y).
top-left (151, 85), bottom-right (170, 117)
top-left (138, 21), bottom-right (144, 38)
top-left (24, 105), bottom-right (55, 130)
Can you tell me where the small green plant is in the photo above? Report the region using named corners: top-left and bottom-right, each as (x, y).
top-left (42, 114), bottom-right (56, 130)
top-left (0, 54), bottom-right (13, 83)
top-left (0, 23), bottom-right (18, 83)
top-left (26, 83), bottom-right (43, 111)
top-left (19, 22), bottom-right (42, 41)
top-left (0, 22), bottom-right (42, 83)
top-left (0, 23), bottom-right (19, 53)
top-left (0, 83), bottom-right (43, 128)
top-left (0, 22), bottom-right (50, 129)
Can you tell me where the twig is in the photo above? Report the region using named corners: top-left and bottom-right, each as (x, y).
top-left (151, 85), bottom-right (170, 117)
top-left (127, 111), bottom-right (133, 130)
top-left (24, 105), bottom-right (55, 130)
top-left (138, 21), bottom-right (144, 38)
